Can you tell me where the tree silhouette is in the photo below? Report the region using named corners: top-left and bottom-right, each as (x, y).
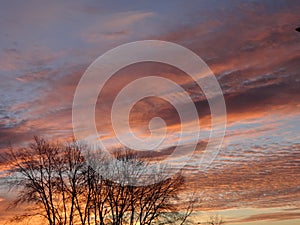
top-left (2, 137), bottom-right (195, 225)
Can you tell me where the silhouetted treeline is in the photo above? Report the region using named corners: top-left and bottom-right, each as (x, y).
top-left (3, 137), bottom-right (196, 225)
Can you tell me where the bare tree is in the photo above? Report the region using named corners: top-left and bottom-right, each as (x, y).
top-left (197, 215), bottom-right (224, 225)
top-left (87, 149), bottom-right (191, 225)
top-left (2, 137), bottom-right (90, 225)
top-left (207, 215), bottom-right (223, 225)
top-left (2, 137), bottom-right (196, 225)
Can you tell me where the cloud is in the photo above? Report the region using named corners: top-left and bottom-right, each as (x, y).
top-left (82, 11), bottom-right (154, 43)
top-left (105, 11), bottom-right (154, 29)
top-left (233, 211), bottom-right (300, 223)
top-left (0, 2), bottom-right (300, 224)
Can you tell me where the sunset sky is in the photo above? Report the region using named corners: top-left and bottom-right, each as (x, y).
top-left (1, 0), bottom-right (300, 224)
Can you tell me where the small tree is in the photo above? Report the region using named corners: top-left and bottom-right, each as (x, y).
top-left (197, 215), bottom-right (224, 225)
top-left (208, 215), bottom-right (223, 225)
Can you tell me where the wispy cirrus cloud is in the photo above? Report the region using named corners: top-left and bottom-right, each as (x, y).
top-left (81, 11), bottom-right (155, 44)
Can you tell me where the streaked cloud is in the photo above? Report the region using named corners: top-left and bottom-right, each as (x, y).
top-left (0, 0), bottom-right (300, 224)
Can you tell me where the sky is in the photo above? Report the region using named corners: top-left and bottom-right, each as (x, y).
top-left (0, 0), bottom-right (300, 224)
